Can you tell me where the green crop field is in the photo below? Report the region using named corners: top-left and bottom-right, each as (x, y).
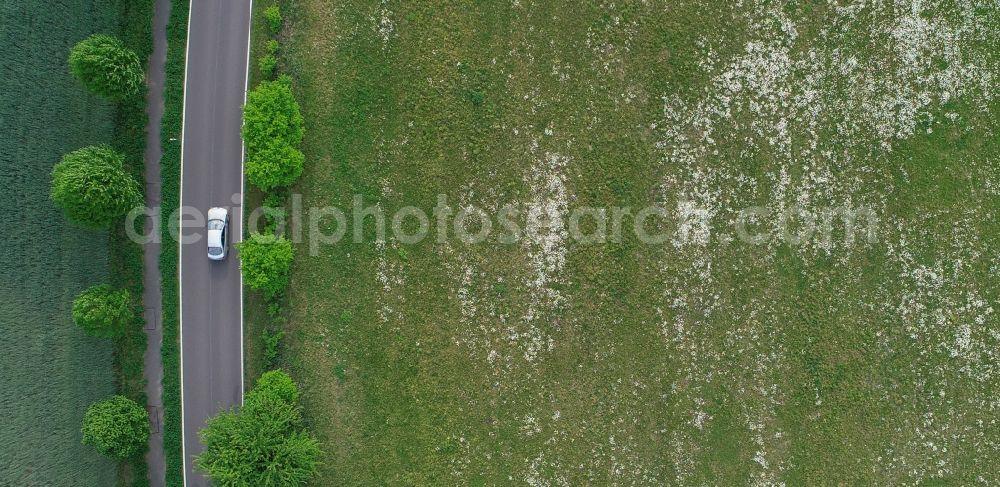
top-left (0, 1), bottom-right (123, 485)
top-left (274, 0), bottom-right (1000, 484)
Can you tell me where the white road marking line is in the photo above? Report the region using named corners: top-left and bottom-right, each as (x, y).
top-left (177, 0), bottom-right (194, 484)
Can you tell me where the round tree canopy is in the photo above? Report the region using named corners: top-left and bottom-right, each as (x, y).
top-left (51, 145), bottom-right (142, 228)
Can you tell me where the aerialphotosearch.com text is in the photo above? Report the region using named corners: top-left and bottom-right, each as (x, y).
top-left (127, 194), bottom-right (879, 255)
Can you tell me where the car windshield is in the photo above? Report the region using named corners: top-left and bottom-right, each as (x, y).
top-left (208, 247), bottom-right (223, 256)
top-left (208, 219), bottom-right (225, 230)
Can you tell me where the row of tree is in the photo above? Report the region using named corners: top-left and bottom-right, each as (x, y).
top-left (59, 34), bottom-right (152, 461)
top-left (236, 5), bottom-right (301, 298)
top-left (56, 35), bottom-right (145, 228)
top-left (236, 71), bottom-right (301, 299)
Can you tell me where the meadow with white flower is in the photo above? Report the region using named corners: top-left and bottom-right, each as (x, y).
top-left (266, 0), bottom-right (1000, 484)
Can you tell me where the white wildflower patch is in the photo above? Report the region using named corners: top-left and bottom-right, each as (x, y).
top-left (657, 0), bottom-right (994, 255)
top-left (650, 0), bottom-right (997, 484)
top-left (673, 199), bottom-right (714, 248)
top-left (446, 233), bottom-right (516, 380)
top-left (520, 414), bottom-right (541, 436)
top-left (524, 453), bottom-right (569, 487)
top-left (374, 0), bottom-right (394, 48)
top-left (524, 151), bottom-right (570, 311)
top-left (373, 217), bottom-right (407, 324)
top-left (516, 148), bottom-right (569, 362)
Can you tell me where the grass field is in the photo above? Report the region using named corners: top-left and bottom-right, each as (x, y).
top-left (0, 1), bottom-right (122, 484)
top-left (277, 0), bottom-right (1000, 484)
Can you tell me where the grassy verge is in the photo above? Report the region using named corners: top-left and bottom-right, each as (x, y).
top-left (159, 0), bottom-right (190, 485)
top-left (110, 1), bottom-right (154, 485)
top-left (243, 0), bottom-right (311, 390)
top-left (242, 0), bottom-right (285, 389)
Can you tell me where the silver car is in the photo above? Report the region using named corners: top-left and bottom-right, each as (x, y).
top-left (207, 207), bottom-right (229, 261)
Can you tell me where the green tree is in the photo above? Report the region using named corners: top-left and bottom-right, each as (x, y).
top-left (243, 76), bottom-right (305, 191)
top-left (81, 396), bottom-right (149, 459)
top-left (250, 369), bottom-right (299, 405)
top-left (263, 5), bottom-right (283, 35)
top-left (245, 138), bottom-right (304, 192)
top-left (196, 372), bottom-right (321, 486)
top-left (72, 284), bottom-right (134, 338)
top-left (68, 34), bottom-right (144, 100)
top-left (51, 145), bottom-right (142, 228)
top-left (266, 39), bottom-right (280, 56)
top-left (237, 234), bottom-right (294, 298)
top-left (259, 53), bottom-right (278, 78)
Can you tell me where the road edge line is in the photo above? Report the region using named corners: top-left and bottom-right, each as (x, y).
top-left (177, 0), bottom-right (194, 484)
top-left (239, 0), bottom-right (254, 406)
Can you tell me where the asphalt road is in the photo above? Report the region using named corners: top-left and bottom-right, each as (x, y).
top-left (178, 1), bottom-right (252, 485)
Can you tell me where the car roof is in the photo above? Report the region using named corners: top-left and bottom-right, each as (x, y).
top-left (207, 229), bottom-right (224, 248)
top-left (207, 207), bottom-right (228, 221)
